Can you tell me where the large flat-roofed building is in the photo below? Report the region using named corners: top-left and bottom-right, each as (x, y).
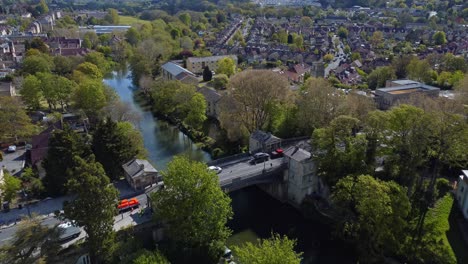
top-left (187, 55), bottom-right (238, 74)
top-left (161, 62), bottom-right (198, 85)
top-left (374, 80), bottom-right (440, 110)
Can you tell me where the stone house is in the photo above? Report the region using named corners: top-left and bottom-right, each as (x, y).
top-left (122, 159), bottom-right (159, 191)
top-left (374, 80), bottom-right (440, 110)
top-left (284, 146), bottom-right (323, 206)
top-left (456, 170), bottom-right (468, 220)
top-left (249, 130), bottom-right (282, 154)
top-left (197, 87), bottom-right (221, 119)
top-left (0, 82), bottom-right (15, 97)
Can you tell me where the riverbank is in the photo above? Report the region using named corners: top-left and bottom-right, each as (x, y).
top-left (133, 90), bottom-right (236, 159)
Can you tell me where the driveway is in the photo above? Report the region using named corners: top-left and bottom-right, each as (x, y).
top-left (0, 146), bottom-right (26, 176)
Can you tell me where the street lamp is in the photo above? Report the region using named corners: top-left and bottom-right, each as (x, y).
top-left (22, 189), bottom-right (31, 218)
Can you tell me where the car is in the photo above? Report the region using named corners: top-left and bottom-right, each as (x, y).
top-left (222, 247), bottom-right (233, 261)
top-left (270, 148), bottom-right (284, 159)
top-left (250, 152), bottom-right (270, 164)
top-left (7, 145), bottom-right (16, 152)
top-left (208, 166), bottom-right (222, 174)
top-left (58, 221), bottom-right (81, 242)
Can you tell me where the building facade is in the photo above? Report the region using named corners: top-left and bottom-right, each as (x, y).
top-left (161, 62), bottom-right (198, 84)
top-left (249, 130), bottom-right (282, 154)
top-left (456, 170), bottom-right (468, 219)
top-left (122, 159), bottom-right (159, 191)
top-left (283, 146), bottom-right (321, 206)
top-left (374, 80), bottom-right (440, 110)
top-left (186, 55), bottom-right (238, 74)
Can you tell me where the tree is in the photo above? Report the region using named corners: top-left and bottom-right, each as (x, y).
top-left (92, 118), bottom-right (143, 180)
top-left (370, 31), bottom-right (384, 47)
top-left (233, 234), bottom-right (302, 264)
top-left (125, 27), bottom-right (141, 46)
top-left (179, 13), bottom-right (191, 26)
top-left (351, 52), bottom-right (361, 61)
top-left (53, 55), bottom-right (73, 75)
top-left (20, 75), bottom-right (42, 110)
top-left (64, 156), bottom-right (119, 263)
top-left (392, 55), bottom-right (413, 79)
top-left (212, 74), bottom-right (228, 89)
top-left (312, 115), bottom-right (369, 185)
top-left (73, 79), bottom-right (108, 116)
top-left (43, 127), bottom-right (90, 196)
top-left (299, 16), bottom-right (313, 27)
top-left (202, 66), bottom-right (212, 82)
top-left (0, 172), bottom-right (21, 203)
top-left (37, 0), bottom-right (49, 15)
top-left (84, 52), bottom-right (112, 75)
top-left (0, 216), bottom-right (61, 264)
top-left (455, 74), bottom-right (468, 106)
top-left (295, 78), bottom-right (345, 135)
top-left (22, 55), bottom-right (53, 75)
top-left (219, 70), bottom-right (290, 136)
top-left (337, 26), bottom-right (348, 39)
top-left (432, 31), bottom-right (447, 45)
top-left (407, 58), bottom-right (433, 84)
top-left (74, 62), bottom-right (104, 80)
top-left (217, 57), bottom-right (236, 77)
top-left (184, 93), bottom-right (207, 129)
top-left (367, 66), bottom-right (396, 89)
top-left (105, 8), bottom-right (120, 24)
top-left (332, 175), bottom-right (410, 262)
top-left (128, 250), bottom-right (169, 264)
top-left (150, 156), bottom-right (232, 263)
top-left (442, 53), bottom-right (467, 73)
top-left (0, 96), bottom-right (35, 142)
top-left (323, 53), bottom-right (334, 63)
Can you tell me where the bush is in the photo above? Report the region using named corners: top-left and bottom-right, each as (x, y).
top-left (436, 178), bottom-right (452, 199)
top-left (212, 148), bottom-right (224, 158)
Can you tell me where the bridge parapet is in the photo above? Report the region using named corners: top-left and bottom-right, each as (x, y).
top-left (207, 152), bottom-right (251, 167)
top-left (220, 163), bottom-right (287, 192)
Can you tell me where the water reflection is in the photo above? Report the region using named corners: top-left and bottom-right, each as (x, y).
top-left (103, 69), bottom-right (211, 170)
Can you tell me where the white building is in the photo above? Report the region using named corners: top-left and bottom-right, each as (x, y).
top-left (456, 170), bottom-right (468, 219)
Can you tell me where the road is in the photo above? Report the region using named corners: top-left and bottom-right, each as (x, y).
top-left (0, 147), bottom-right (26, 176)
top-left (217, 157), bottom-right (284, 186)
top-left (324, 35), bottom-right (347, 77)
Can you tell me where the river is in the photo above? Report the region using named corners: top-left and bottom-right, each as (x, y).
top-left (104, 69), bottom-right (355, 263)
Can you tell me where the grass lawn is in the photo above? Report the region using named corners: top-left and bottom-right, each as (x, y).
top-left (425, 194), bottom-right (468, 263)
top-left (119, 15), bottom-right (150, 26)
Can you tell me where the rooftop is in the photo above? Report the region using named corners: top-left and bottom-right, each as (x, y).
top-left (187, 55), bottom-right (237, 63)
top-left (377, 83), bottom-right (440, 94)
top-left (161, 62), bottom-right (194, 77)
top-left (284, 146), bottom-right (311, 162)
top-left (122, 159), bottom-right (157, 179)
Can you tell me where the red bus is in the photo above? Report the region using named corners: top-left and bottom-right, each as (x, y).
top-left (117, 198), bottom-right (140, 212)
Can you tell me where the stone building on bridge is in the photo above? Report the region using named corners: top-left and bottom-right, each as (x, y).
top-left (249, 130), bottom-right (282, 153)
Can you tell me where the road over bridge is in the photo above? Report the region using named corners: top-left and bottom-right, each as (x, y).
top-left (216, 157), bottom-right (286, 192)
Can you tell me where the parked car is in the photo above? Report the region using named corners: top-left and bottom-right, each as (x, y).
top-left (208, 166), bottom-right (222, 174)
top-left (270, 148), bottom-right (284, 159)
top-left (117, 198), bottom-right (140, 213)
top-left (58, 222), bottom-right (81, 242)
top-left (249, 152), bottom-right (270, 164)
top-left (7, 145), bottom-right (16, 152)
top-left (222, 247), bottom-right (233, 262)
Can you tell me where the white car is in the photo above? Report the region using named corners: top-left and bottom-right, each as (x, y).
top-left (208, 166), bottom-right (222, 174)
top-left (7, 145), bottom-right (16, 152)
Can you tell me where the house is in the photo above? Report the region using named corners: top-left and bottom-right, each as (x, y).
top-left (374, 80), bottom-right (440, 110)
top-left (161, 62), bottom-right (198, 85)
top-left (456, 170), bottom-right (468, 219)
top-left (249, 130), bottom-right (282, 154)
top-left (284, 146), bottom-right (323, 207)
top-left (197, 87), bottom-right (222, 119)
top-left (122, 159), bottom-right (159, 191)
top-left (0, 82), bottom-right (15, 97)
top-left (30, 122), bottom-right (62, 178)
top-left (281, 63), bottom-right (311, 83)
top-left (186, 55), bottom-right (238, 74)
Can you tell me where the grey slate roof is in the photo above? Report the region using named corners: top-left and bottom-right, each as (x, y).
top-left (122, 159), bottom-right (157, 179)
top-left (197, 87), bottom-right (221, 102)
top-left (284, 146), bottom-right (311, 162)
top-left (161, 62), bottom-right (194, 77)
top-left (377, 83), bottom-right (440, 92)
top-left (251, 130), bottom-right (281, 144)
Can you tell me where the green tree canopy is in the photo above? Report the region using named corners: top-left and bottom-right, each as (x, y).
top-left (0, 172), bottom-right (21, 203)
top-left (22, 55), bottom-right (54, 75)
top-left (150, 156), bottom-right (232, 263)
top-left (42, 127), bottom-right (90, 196)
top-left (432, 31), bottom-right (447, 45)
top-left (20, 75), bottom-right (42, 110)
top-left (217, 57), bottom-right (236, 77)
top-left (73, 78), bottom-right (108, 116)
top-left (64, 155), bottom-right (119, 263)
top-left (367, 66), bottom-right (396, 89)
top-left (92, 118), bottom-right (144, 180)
top-left (332, 175), bottom-right (410, 262)
top-left (73, 62), bottom-right (104, 80)
top-left (233, 234), bottom-right (303, 264)
top-left (0, 96), bottom-right (35, 141)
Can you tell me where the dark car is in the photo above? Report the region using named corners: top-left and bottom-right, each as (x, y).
top-left (249, 152), bottom-right (270, 164)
